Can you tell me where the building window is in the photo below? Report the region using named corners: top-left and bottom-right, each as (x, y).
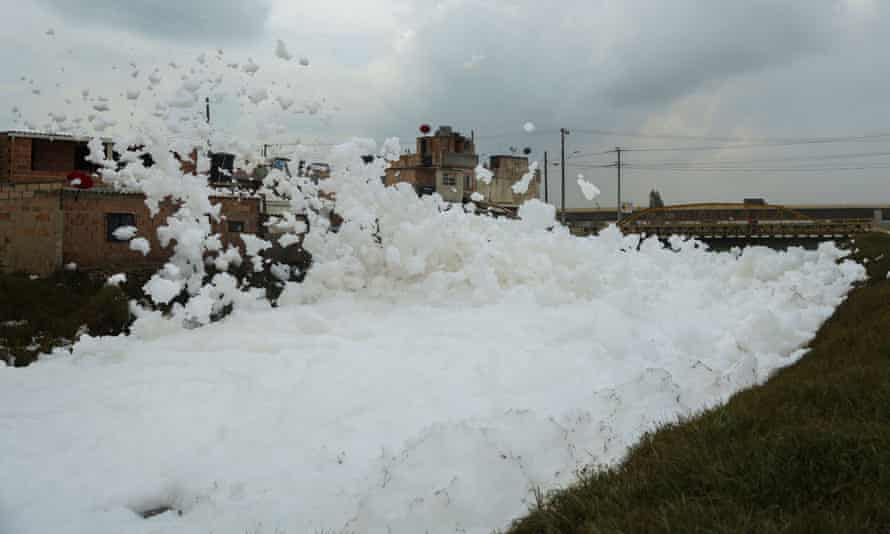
top-left (464, 175), bottom-right (471, 189)
top-left (106, 213), bottom-right (136, 242)
top-left (74, 144), bottom-right (97, 171)
top-left (442, 174), bottom-right (456, 186)
top-left (210, 152), bottom-right (236, 183)
top-left (227, 220), bottom-right (245, 233)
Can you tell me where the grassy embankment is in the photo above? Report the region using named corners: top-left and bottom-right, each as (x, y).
top-left (508, 232), bottom-right (890, 534)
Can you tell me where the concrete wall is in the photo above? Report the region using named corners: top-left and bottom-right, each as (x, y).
top-left (384, 166), bottom-right (436, 192)
top-left (62, 192), bottom-right (261, 270)
top-left (0, 186), bottom-right (63, 275)
top-left (436, 168), bottom-right (473, 203)
top-left (475, 156), bottom-right (540, 206)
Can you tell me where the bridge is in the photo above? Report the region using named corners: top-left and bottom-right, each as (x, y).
top-left (615, 203), bottom-right (875, 239)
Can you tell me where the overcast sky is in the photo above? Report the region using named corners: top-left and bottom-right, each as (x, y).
top-left (2, 0), bottom-right (889, 207)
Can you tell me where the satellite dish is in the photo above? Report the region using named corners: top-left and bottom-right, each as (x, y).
top-left (523, 147), bottom-right (532, 155)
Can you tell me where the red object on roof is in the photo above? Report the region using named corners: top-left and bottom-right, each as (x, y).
top-left (66, 171), bottom-right (94, 189)
top-left (419, 123), bottom-right (431, 134)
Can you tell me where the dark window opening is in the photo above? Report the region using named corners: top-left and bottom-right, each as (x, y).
top-left (210, 152), bottom-right (236, 183)
top-left (74, 143), bottom-right (97, 172)
top-left (227, 220), bottom-right (245, 233)
top-left (464, 175), bottom-right (471, 189)
top-left (140, 153), bottom-right (155, 168)
top-left (106, 213), bottom-right (136, 242)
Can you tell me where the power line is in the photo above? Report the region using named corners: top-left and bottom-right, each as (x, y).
top-left (564, 128), bottom-right (890, 144)
top-left (622, 135), bottom-right (890, 153)
top-left (626, 163), bottom-right (890, 173)
top-left (623, 150), bottom-right (890, 168)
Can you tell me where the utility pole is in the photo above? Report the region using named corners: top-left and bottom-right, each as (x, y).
top-left (560, 128), bottom-right (569, 224)
top-left (205, 97), bottom-right (211, 124)
top-left (616, 146), bottom-right (622, 223)
top-left (543, 151), bottom-right (549, 203)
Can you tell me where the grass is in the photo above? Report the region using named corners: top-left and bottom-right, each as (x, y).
top-left (506, 232), bottom-right (890, 534)
top-left (0, 270), bottom-right (131, 366)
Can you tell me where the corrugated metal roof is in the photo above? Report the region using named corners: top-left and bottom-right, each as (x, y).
top-left (1, 130), bottom-right (113, 143)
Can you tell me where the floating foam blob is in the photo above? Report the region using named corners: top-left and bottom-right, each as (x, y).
top-left (577, 176), bottom-right (601, 201)
top-left (275, 40), bottom-right (293, 61)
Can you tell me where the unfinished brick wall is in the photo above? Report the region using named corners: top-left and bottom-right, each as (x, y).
top-left (4, 135), bottom-right (102, 185)
top-left (62, 192), bottom-right (261, 270)
top-left (0, 136), bottom-right (9, 182)
top-left (0, 187), bottom-right (63, 275)
top-left (7, 137), bottom-right (72, 184)
top-left (30, 139), bottom-right (75, 173)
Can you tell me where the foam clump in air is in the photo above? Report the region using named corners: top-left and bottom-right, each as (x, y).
top-left (129, 237), bottom-right (151, 256)
top-left (242, 58), bottom-right (260, 75)
top-left (106, 273), bottom-right (127, 286)
top-left (275, 40), bottom-right (293, 61)
top-left (475, 163), bottom-right (494, 185)
top-left (577, 176), bottom-right (600, 201)
top-left (112, 226), bottom-right (138, 240)
top-left (511, 161), bottom-right (538, 194)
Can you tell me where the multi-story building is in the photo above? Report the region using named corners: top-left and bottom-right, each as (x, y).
top-left (384, 126), bottom-right (479, 203)
top-left (384, 126), bottom-right (540, 206)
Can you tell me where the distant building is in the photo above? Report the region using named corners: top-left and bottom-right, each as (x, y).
top-left (384, 126), bottom-right (540, 205)
top-left (475, 155), bottom-right (540, 207)
top-left (384, 125), bottom-right (478, 203)
top-left (649, 189), bottom-right (664, 208)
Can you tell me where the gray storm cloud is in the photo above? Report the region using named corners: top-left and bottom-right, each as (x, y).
top-left (35, 0), bottom-right (272, 42)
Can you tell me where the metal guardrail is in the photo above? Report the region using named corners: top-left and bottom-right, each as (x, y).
top-left (619, 219), bottom-right (873, 239)
top-left (615, 203), bottom-right (873, 239)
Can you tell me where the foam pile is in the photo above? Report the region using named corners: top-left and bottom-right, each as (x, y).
top-left (0, 171), bottom-right (864, 531)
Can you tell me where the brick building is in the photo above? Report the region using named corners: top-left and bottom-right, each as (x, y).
top-left (61, 190), bottom-right (259, 271)
top-left (384, 126), bottom-right (479, 203)
top-left (0, 131), bottom-right (263, 275)
top-left (384, 126), bottom-right (540, 205)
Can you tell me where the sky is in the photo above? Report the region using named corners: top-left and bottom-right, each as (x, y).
top-left (1, 0), bottom-right (889, 207)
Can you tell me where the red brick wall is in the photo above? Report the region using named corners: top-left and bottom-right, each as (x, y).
top-left (6, 136), bottom-right (101, 185)
top-left (31, 139), bottom-right (75, 173)
top-left (62, 192), bottom-right (261, 270)
top-left (0, 136), bottom-right (9, 182)
top-left (10, 137), bottom-right (32, 180)
top-left (7, 137), bottom-right (72, 184)
top-left (0, 187), bottom-right (63, 275)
